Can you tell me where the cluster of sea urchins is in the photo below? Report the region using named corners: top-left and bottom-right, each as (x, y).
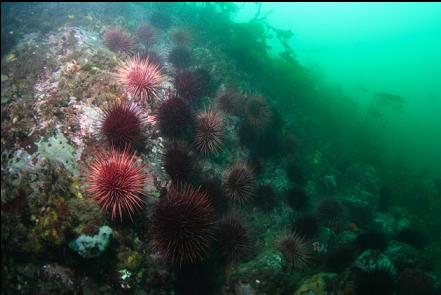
top-left (87, 26), bottom-right (167, 222)
top-left (87, 100), bottom-right (148, 222)
top-left (103, 25), bottom-right (164, 103)
top-left (93, 22), bottom-right (265, 269)
top-left (70, 13), bottom-right (440, 295)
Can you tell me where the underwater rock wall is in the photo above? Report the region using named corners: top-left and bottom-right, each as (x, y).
top-left (1, 3), bottom-right (441, 295)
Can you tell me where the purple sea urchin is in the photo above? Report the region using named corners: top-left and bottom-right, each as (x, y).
top-left (163, 143), bottom-right (193, 182)
top-left (194, 108), bottom-right (224, 155)
top-left (216, 87), bottom-right (245, 116)
top-left (100, 100), bottom-right (143, 150)
top-left (157, 95), bottom-right (193, 138)
top-left (223, 162), bottom-right (255, 203)
top-left (276, 231), bottom-right (312, 269)
top-left (103, 27), bottom-right (134, 54)
top-left (216, 215), bottom-right (251, 263)
top-left (150, 183), bottom-right (215, 265)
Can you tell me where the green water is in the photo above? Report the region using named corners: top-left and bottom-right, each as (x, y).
top-left (1, 2), bottom-right (441, 295)
top-left (234, 2), bottom-right (441, 175)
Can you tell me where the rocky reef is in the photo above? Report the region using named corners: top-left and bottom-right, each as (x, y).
top-left (1, 3), bottom-right (440, 295)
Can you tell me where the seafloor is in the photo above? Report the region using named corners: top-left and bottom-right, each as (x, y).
top-left (1, 3), bottom-right (441, 295)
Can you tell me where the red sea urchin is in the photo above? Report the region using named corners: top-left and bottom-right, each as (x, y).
top-left (194, 108), bottom-right (224, 155)
top-left (100, 101), bottom-right (143, 150)
top-left (277, 231), bottom-right (313, 269)
top-left (103, 27), bottom-right (134, 54)
top-left (86, 149), bottom-right (146, 222)
top-left (150, 183), bottom-right (215, 266)
top-left (116, 55), bottom-right (164, 101)
top-left (223, 162), bottom-right (255, 203)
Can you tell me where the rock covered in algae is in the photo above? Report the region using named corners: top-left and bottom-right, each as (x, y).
top-left (117, 246), bottom-right (144, 271)
top-left (39, 263), bottom-right (76, 295)
top-left (355, 249), bottom-right (396, 274)
top-left (20, 194), bottom-right (74, 254)
top-left (385, 240), bottom-right (421, 270)
top-left (231, 250), bottom-right (301, 294)
top-left (31, 198), bottom-right (71, 248)
top-left (293, 273), bottom-right (336, 295)
top-left (342, 162), bottom-right (380, 195)
top-left (35, 131), bottom-right (78, 176)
